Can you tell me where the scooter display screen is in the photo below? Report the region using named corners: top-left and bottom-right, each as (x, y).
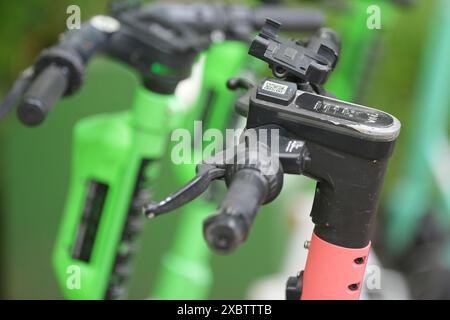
top-left (250, 78), bottom-right (401, 152)
top-left (295, 92), bottom-right (394, 128)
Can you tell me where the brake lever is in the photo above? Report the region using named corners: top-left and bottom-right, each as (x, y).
top-left (143, 163), bottom-right (225, 219)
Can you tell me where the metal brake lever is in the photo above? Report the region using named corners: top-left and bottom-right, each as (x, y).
top-left (143, 163), bottom-right (225, 219)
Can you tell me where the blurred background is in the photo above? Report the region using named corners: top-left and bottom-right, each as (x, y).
top-left (0, 0), bottom-right (449, 299)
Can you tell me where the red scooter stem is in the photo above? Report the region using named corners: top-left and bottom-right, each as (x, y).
top-left (301, 232), bottom-right (371, 300)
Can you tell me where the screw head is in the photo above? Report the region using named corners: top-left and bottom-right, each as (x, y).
top-left (304, 240), bottom-right (311, 249)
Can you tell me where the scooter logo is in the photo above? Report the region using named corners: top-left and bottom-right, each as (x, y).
top-left (66, 265), bottom-right (81, 290)
top-left (66, 5), bottom-right (81, 30)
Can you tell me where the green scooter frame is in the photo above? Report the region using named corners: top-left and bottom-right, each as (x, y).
top-left (53, 84), bottom-right (181, 299)
top-left (52, 40), bottom-right (266, 300)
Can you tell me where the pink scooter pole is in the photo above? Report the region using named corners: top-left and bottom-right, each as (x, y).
top-left (284, 140), bottom-right (397, 301)
top-left (301, 232), bottom-right (370, 300)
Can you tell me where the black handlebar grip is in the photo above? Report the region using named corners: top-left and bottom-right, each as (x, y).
top-left (203, 169), bottom-right (268, 254)
top-left (253, 7), bottom-right (325, 32)
top-left (17, 64), bottom-right (68, 126)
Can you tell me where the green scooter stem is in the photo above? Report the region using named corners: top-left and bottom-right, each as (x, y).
top-left (53, 87), bottom-right (179, 299)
